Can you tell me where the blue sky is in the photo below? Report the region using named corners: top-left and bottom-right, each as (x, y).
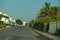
top-left (0, 0), bottom-right (60, 22)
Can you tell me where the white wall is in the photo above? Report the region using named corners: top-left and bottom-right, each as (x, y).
top-left (1, 17), bottom-right (10, 24)
top-left (57, 21), bottom-right (60, 30)
top-left (23, 22), bottom-right (26, 26)
top-left (49, 22), bottom-right (56, 33)
top-left (49, 21), bottom-right (60, 33)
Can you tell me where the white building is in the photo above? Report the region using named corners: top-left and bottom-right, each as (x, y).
top-left (23, 22), bottom-right (26, 26)
top-left (0, 12), bottom-right (12, 24)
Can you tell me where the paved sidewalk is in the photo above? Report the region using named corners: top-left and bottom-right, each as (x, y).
top-left (32, 29), bottom-right (60, 40)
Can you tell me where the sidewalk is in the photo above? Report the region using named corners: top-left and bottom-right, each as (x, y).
top-left (32, 29), bottom-right (60, 40)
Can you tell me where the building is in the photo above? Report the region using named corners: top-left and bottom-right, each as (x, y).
top-left (0, 12), bottom-right (12, 24)
top-left (23, 22), bottom-right (26, 26)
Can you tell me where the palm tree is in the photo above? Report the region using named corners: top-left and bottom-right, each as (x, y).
top-left (37, 2), bottom-right (51, 32)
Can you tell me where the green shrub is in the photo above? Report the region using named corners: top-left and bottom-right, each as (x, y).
top-left (0, 21), bottom-right (6, 28)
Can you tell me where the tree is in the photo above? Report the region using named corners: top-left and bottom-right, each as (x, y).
top-left (36, 2), bottom-right (51, 32)
top-left (36, 2), bottom-right (60, 32)
top-left (15, 19), bottom-right (23, 25)
top-left (0, 21), bottom-right (6, 28)
top-left (28, 20), bottom-right (35, 27)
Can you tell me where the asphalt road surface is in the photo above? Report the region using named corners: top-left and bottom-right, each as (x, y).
top-left (0, 25), bottom-right (39, 40)
top-left (0, 25), bottom-right (53, 40)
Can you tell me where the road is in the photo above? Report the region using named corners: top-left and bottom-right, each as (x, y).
top-left (0, 25), bottom-right (53, 40)
top-left (0, 25), bottom-right (39, 40)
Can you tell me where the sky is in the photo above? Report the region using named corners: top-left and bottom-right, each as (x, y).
top-left (0, 0), bottom-right (60, 22)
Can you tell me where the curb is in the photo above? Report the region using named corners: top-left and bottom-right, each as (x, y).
top-left (32, 29), bottom-right (60, 40)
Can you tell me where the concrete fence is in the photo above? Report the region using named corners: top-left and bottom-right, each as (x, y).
top-left (49, 21), bottom-right (60, 33)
